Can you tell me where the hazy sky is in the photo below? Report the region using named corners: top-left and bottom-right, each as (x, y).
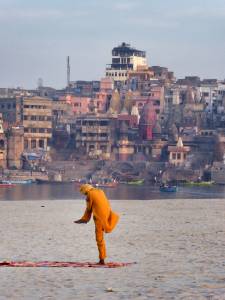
top-left (0, 0), bottom-right (225, 89)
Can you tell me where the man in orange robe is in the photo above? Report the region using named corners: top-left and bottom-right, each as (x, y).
top-left (74, 184), bottom-right (119, 264)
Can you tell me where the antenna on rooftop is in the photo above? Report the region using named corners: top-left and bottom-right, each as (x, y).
top-left (37, 77), bottom-right (43, 89)
top-left (67, 56), bottom-right (70, 87)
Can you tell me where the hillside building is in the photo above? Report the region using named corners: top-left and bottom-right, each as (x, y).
top-left (23, 97), bottom-right (52, 151)
top-left (106, 42), bottom-right (147, 83)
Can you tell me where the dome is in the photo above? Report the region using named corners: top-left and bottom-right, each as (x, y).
top-left (176, 137), bottom-right (184, 148)
top-left (124, 89), bottom-right (133, 113)
top-left (109, 89), bottom-right (121, 113)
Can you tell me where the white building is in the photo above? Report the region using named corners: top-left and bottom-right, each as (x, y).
top-left (105, 43), bottom-right (147, 83)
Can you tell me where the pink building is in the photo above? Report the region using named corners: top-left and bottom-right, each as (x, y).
top-left (93, 92), bottom-right (108, 113)
top-left (133, 86), bottom-right (164, 116)
top-left (65, 95), bottom-right (91, 115)
top-left (100, 77), bottom-right (114, 92)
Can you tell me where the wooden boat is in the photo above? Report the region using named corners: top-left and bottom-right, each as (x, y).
top-left (1, 179), bottom-right (34, 185)
top-left (126, 179), bottom-right (144, 185)
top-left (184, 181), bottom-right (214, 187)
top-left (93, 181), bottom-right (118, 188)
top-left (0, 181), bottom-right (15, 187)
top-left (160, 185), bottom-right (177, 192)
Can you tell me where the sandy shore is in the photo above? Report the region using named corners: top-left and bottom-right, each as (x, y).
top-left (0, 199), bottom-right (225, 299)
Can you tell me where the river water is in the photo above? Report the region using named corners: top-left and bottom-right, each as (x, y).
top-left (0, 183), bottom-right (225, 201)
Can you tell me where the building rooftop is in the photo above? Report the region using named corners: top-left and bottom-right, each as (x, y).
top-left (112, 42), bottom-right (146, 58)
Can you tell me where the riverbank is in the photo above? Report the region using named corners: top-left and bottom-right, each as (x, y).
top-left (0, 199), bottom-right (225, 299)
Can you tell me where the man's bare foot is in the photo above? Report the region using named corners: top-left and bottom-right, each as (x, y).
top-left (98, 259), bottom-right (105, 265)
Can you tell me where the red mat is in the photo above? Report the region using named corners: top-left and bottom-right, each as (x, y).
top-left (0, 261), bottom-right (135, 268)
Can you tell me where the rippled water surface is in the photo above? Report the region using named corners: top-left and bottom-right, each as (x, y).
top-left (0, 183), bottom-right (225, 200)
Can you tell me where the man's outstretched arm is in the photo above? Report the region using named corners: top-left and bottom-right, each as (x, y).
top-left (74, 219), bottom-right (87, 223)
top-left (74, 197), bottom-right (92, 224)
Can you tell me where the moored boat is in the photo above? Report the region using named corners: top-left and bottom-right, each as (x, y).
top-left (0, 181), bottom-right (15, 187)
top-left (93, 181), bottom-right (118, 188)
top-left (184, 181), bottom-right (214, 187)
top-left (1, 179), bottom-right (34, 185)
top-left (124, 179), bottom-right (144, 185)
top-left (160, 185), bottom-right (177, 192)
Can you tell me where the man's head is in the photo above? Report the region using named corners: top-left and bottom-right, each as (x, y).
top-left (79, 184), bottom-right (93, 195)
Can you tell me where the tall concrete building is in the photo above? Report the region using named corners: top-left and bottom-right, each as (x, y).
top-left (106, 42), bottom-right (147, 83)
top-left (75, 114), bottom-right (116, 159)
top-left (23, 97), bottom-right (52, 151)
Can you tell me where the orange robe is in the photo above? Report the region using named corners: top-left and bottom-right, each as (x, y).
top-left (80, 188), bottom-right (119, 259)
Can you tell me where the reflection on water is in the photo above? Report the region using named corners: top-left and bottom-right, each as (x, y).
top-left (0, 183), bottom-right (225, 201)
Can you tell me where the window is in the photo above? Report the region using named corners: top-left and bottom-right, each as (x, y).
top-left (31, 116), bottom-right (36, 121)
top-left (172, 153), bottom-right (176, 160)
top-left (39, 128), bottom-right (45, 133)
top-left (31, 140), bottom-right (36, 149)
top-left (39, 140), bottom-right (44, 148)
top-left (7, 104), bottom-right (11, 109)
top-left (39, 116), bottom-right (45, 121)
top-left (0, 140), bottom-right (5, 149)
top-left (47, 116), bottom-right (52, 121)
top-left (153, 100), bottom-right (160, 106)
top-left (100, 121), bottom-right (108, 126)
top-left (24, 139), bottom-right (28, 149)
top-left (112, 58), bottom-right (120, 64)
top-left (31, 128), bottom-right (37, 133)
top-left (177, 153), bottom-right (181, 160)
top-left (23, 116), bottom-right (28, 120)
top-left (100, 133), bottom-right (107, 137)
top-left (24, 128), bottom-right (29, 133)
top-left (100, 145), bottom-right (107, 152)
